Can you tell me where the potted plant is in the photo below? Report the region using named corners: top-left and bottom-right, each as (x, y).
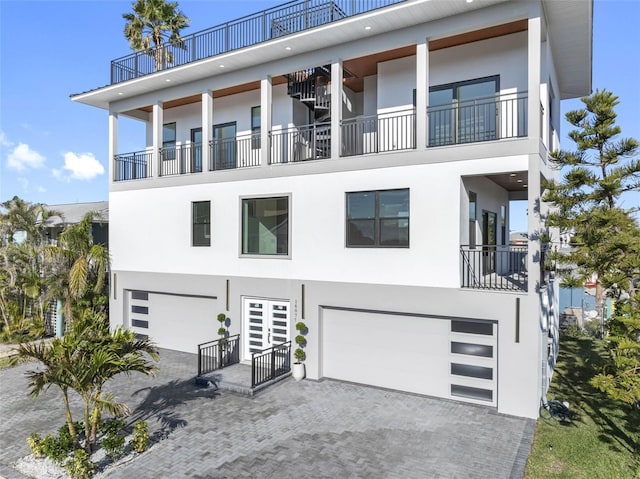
top-left (292, 321), bottom-right (307, 381)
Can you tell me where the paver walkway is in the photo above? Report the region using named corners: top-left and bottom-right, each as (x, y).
top-left (0, 348), bottom-right (534, 478)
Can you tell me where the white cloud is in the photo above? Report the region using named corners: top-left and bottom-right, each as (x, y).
top-left (57, 152), bottom-right (105, 181)
top-left (0, 131), bottom-right (13, 147)
top-left (17, 177), bottom-right (29, 192)
top-left (7, 143), bottom-right (46, 171)
top-left (36, 185), bottom-right (46, 193)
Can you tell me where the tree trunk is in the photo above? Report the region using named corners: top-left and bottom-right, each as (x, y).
top-left (62, 389), bottom-right (77, 442)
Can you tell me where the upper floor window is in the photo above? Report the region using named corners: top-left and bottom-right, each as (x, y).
top-left (242, 196), bottom-right (289, 256)
top-left (251, 106), bottom-right (261, 149)
top-left (346, 189), bottom-right (409, 247)
top-left (163, 122), bottom-right (177, 160)
top-left (192, 201), bottom-right (211, 247)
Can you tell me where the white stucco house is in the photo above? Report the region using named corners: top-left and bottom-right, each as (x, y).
top-left (72, 0), bottom-right (592, 418)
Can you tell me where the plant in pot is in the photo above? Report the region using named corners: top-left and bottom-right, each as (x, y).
top-left (217, 313), bottom-right (228, 367)
top-left (292, 321), bottom-right (307, 381)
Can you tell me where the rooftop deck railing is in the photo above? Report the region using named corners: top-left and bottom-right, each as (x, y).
top-left (111, 0), bottom-right (406, 84)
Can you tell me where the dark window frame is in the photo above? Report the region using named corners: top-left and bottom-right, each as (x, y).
top-left (192, 200), bottom-right (211, 247)
top-left (346, 188), bottom-right (410, 248)
top-left (162, 122), bottom-right (177, 161)
top-left (241, 195), bottom-right (290, 257)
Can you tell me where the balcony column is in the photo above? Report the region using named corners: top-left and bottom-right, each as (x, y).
top-left (202, 90), bottom-right (213, 171)
top-left (261, 76), bottom-right (272, 167)
top-left (152, 101), bottom-right (163, 177)
top-left (108, 110), bottom-right (118, 182)
top-left (527, 15), bottom-right (542, 293)
top-left (415, 39), bottom-right (429, 148)
top-left (331, 59), bottom-right (343, 158)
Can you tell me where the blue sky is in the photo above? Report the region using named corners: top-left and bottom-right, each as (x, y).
top-left (0, 0), bottom-right (638, 231)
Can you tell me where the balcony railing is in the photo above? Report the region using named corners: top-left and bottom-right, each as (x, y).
top-left (111, 0), bottom-right (406, 84)
top-left (208, 133), bottom-right (261, 171)
top-left (270, 122), bottom-right (331, 163)
top-left (114, 150), bottom-right (152, 181)
top-left (428, 92), bottom-right (528, 147)
top-left (159, 143), bottom-right (203, 177)
top-left (460, 244), bottom-right (528, 292)
top-left (341, 109), bottom-right (416, 156)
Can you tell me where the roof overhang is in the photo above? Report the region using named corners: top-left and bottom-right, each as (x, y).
top-left (543, 0), bottom-right (593, 99)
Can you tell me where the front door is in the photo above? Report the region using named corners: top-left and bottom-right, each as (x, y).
top-left (243, 297), bottom-right (290, 359)
top-left (482, 211), bottom-right (497, 274)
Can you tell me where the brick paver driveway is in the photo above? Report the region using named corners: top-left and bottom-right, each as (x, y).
top-left (0, 349), bottom-right (534, 478)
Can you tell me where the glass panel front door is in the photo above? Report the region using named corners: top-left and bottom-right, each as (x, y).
top-left (482, 211), bottom-right (497, 274)
top-left (457, 81), bottom-right (497, 143)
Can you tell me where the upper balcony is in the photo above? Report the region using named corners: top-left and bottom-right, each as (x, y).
top-left (111, 0), bottom-right (407, 84)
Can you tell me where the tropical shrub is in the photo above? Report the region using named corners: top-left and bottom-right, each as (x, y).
top-left (131, 420), bottom-right (149, 453)
top-left (65, 449), bottom-right (95, 479)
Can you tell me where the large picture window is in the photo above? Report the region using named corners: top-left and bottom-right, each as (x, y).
top-left (242, 196), bottom-right (289, 255)
top-left (346, 189), bottom-right (409, 247)
top-left (192, 201), bottom-right (211, 247)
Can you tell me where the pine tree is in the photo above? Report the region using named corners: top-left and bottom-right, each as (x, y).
top-left (543, 89), bottom-right (640, 305)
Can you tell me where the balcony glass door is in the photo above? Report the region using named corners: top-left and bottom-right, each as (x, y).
top-left (429, 76), bottom-right (498, 146)
top-left (190, 128), bottom-right (202, 173)
top-left (213, 122), bottom-right (237, 170)
top-left (482, 211), bottom-right (497, 275)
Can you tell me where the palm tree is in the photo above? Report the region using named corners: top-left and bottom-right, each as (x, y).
top-left (123, 0), bottom-right (190, 72)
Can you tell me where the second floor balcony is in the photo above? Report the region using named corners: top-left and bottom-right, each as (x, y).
top-left (113, 91), bottom-right (529, 182)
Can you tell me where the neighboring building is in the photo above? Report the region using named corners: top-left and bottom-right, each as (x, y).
top-left (44, 201), bottom-right (109, 246)
top-left (72, 0), bottom-right (592, 418)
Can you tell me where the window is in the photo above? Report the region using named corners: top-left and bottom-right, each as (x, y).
top-left (346, 189), bottom-right (409, 247)
top-left (251, 106), bottom-right (261, 149)
top-left (192, 201), bottom-right (211, 247)
top-left (500, 205), bottom-right (507, 246)
top-left (162, 122), bottom-right (176, 160)
top-left (242, 196), bottom-right (289, 255)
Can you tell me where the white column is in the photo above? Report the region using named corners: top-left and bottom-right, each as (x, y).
top-left (108, 110), bottom-right (118, 182)
top-left (261, 76), bottom-right (272, 167)
top-left (527, 15), bottom-right (542, 293)
top-left (331, 59), bottom-right (343, 158)
top-left (202, 90), bottom-right (213, 171)
top-left (152, 101), bottom-right (163, 177)
top-left (528, 16), bottom-right (541, 141)
top-left (415, 39), bottom-right (429, 149)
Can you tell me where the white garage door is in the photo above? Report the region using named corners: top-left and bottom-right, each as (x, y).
top-left (127, 290), bottom-right (219, 354)
top-left (322, 309), bottom-right (497, 406)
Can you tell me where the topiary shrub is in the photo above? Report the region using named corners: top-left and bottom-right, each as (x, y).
top-left (131, 420), bottom-right (149, 454)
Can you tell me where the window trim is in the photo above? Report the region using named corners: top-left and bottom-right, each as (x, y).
top-left (239, 193), bottom-right (292, 259)
top-left (345, 188), bottom-right (410, 248)
top-left (192, 200), bottom-right (211, 247)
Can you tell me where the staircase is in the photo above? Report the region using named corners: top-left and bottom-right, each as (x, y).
top-left (287, 66), bottom-right (332, 158)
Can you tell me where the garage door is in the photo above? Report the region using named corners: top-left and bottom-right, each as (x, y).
top-left (127, 290), bottom-right (219, 354)
top-left (322, 309), bottom-right (496, 406)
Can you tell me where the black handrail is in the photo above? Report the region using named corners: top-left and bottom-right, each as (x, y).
top-left (197, 334), bottom-right (240, 376)
top-left (251, 341), bottom-right (291, 388)
top-left (111, 0), bottom-right (406, 84)
top-left (460, 244), bottom-right (528, 292)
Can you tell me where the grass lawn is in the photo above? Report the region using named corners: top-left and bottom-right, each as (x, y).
top-left (525, 335), bottom-right (640, 479)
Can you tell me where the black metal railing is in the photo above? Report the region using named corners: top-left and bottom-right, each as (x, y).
top-left (460, 245), bottom-right (528, 292)
top-left (159, 143), bottom-right (203, 177)
top-left (341, 109), bottom-right (416, 156)
top-left (111, 0), bottom-right (405, 84)
top-left (208, 133), bottom-right (261, 171)
top-left (251, 341), bottom-right (291, 388)
top-left (197, 334), bottom-right (240, 376)
top-left (428, 92), bottom-right (528, 147)
top-left (270, 122), bottom-right (331, 163)
top-left (114, 150), bottom-right (152, 181)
